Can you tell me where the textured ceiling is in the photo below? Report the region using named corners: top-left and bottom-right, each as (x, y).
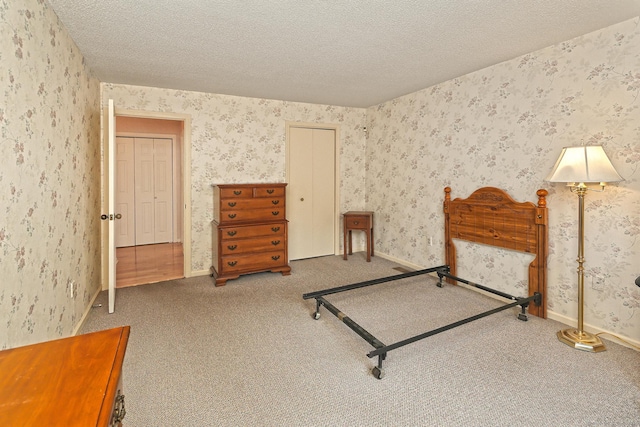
top-left (46, 0), bottom-right (640, 108)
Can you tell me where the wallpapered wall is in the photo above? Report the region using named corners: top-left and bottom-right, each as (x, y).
top-left (1, 0), bottom-right (101, 348)
top-left (102, 84), bottom-right (368, 273)
top-left (366, 17), bottom-right (640, 342)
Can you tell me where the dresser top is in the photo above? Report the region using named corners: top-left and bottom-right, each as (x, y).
top-left (213, 183), bottom-right (287, 188)
top-left (343, 211), bottom-right (373, 216)
top-left (0, 326), bottom-right (130, 426)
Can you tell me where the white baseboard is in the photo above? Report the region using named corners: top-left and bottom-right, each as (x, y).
top-left (74, 286), bottom-right (102, 336)
top-left (191, 269), bottom-right (211, 277)
top-left (375, 252), bottom-right (428, 272)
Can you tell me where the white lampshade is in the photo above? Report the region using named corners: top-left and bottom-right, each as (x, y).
top-left (545, 145), bottom-right (624, 184)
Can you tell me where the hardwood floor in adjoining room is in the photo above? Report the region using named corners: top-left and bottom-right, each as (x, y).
top-left (116, 243), bottom-right (184, 288)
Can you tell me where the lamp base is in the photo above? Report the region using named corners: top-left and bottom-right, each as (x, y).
top-left (557, 329), bottom-right (606, 352)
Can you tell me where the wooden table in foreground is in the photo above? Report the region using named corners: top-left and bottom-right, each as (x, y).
top-left (0, 326), bottom-right (130, 426)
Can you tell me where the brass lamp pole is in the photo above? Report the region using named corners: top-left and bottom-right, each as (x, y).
top-left (556, 183), bottom-right (604, 351)
top-left (546, 146), bottom-right (624, 352)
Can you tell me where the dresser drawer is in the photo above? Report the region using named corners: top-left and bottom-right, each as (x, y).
top-left (219, 207), bottom-right (285, 223)
top-left (220, 223), bottom-right (285, 240)
top-left (345, 215), bottom-right (371, 230)
top-left (219, 187), bottom-right (253, 199)
top-left (221, 235), bottom-right (285, 255)
top-left (219, 197), bottom-right (284, 211)
top-left (254, 186), bottom-right (285, 198)
top-left (220, 251), bottom-right (287, 274)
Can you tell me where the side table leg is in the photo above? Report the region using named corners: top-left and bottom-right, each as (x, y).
top-left (371, 226), bottom-right (374, 256)
top-left (343, 223), bottom-right (347, 260)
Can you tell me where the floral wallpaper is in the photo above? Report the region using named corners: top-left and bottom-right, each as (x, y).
top-left (101, 84), bottom-right (368, 273)
top-left (366, 17), bottom-right (640, 342)
top-left (0, 0), bottom-right (101, 348)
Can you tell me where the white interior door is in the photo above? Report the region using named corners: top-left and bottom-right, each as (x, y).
top-left (107, 99), bottom-right (117, 314)
top-left (288, 127), bottom-right (336, 260)
top-left (115, 137), bottom-right (135, 247)
top-left (289, 128), bottom-right (313, 259)
top-left (311, 129), bottom-right (336, 253)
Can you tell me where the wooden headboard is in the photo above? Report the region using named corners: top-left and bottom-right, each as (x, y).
top-left (443, 187), bottom-right (548, 318)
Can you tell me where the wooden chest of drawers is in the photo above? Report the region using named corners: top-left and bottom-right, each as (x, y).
top-left (211, 183), bottom-right (291, 286)
top-left (0, 326), bottom-right (130, 426)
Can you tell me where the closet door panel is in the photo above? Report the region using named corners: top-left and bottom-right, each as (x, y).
top-left (135, 138), bottom-right (156, 245)
top-left (153, 138), bottom-right (173, 243)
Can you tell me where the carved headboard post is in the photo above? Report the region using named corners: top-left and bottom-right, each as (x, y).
top-left (529, 189), bottom-right (549, 318)
top-left (443, 187), bottom-right (456, 284)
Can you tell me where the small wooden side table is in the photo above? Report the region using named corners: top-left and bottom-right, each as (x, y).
top-left (343, 211), bottom-right (374, 262)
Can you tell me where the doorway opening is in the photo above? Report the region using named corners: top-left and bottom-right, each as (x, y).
top-left (114, 115), bottom-right (188, 287)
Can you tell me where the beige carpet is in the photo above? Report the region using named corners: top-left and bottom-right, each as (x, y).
top-left (81, 254), bottom-right (640, 426)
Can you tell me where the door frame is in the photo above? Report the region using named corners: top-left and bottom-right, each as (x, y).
top-left (285, 121), bottom-right (341, 256)
top-left (102, 108), bottom-right (192, 290)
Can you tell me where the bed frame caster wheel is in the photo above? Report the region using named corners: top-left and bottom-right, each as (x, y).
top-left (372, 367), bottom-right (384, 379)
top-left (517, 303), bottom-right (528, 321)
top-left (313, 312), bottom-right (321, 320)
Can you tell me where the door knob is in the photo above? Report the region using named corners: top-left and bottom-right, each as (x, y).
top-left (115, 213), bottom-right (122, 219)
top-left (300, 198), bottom-right (304, 201)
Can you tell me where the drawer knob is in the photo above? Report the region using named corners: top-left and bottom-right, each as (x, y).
top-left (267, 189), bottom-right (275, 194)
top-left (271, 240), bottom-right (280, 246)
top-left (233, 190), bottom-right (242, 195)
top-left (272, 211), bottom-right (280, 216)
top-left (353, 221), bottom-right (359, 225)
top-left (228, 202), bottom-right (236, 207)
top-left (271, 227), bottom-right (280, 232)
top-left (227, 230), bottom-right (237, 236)
top-left (272, 200), bottom-right (279, 205)
top-left (227, 245), bottom-right (237, 251)
top-left (271, 255), bottom-right (280, 261)
top-left (228, 213), bottom-right (237, 219)
top-left (227, 261), bottom-right (238, 267)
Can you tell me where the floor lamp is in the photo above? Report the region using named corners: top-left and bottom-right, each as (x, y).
top-left (545, 145), bottom-right (624, 352)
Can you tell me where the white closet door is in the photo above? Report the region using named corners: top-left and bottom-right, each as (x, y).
top-left (153, 138), bottom-right (173, 243)
top-left (115, 137), bottom-right (135, 247)
top-left (135, 138), bottom-right (156, 245)
top-left (311, 129), bottom-right (336, 254)
top-left (288, 127), bottom-right (335, 260)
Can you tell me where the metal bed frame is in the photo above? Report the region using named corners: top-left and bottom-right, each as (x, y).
top-left (303, 187), bottom-right (548, 379)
